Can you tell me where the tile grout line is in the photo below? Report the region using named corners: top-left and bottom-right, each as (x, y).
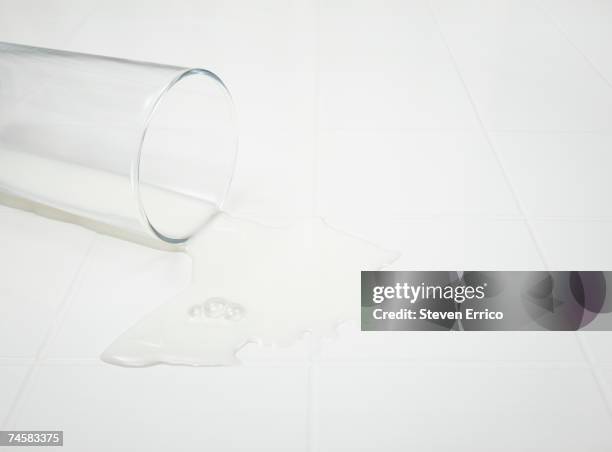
top-left (36, 236), bottom-right (100, 363)
top-left (534, 0), bottom-right (612, 418)
top-left (234, 213), bottom-right (612, 222)
top-left (1, 235), bottom-right (97, 429)
top-left (535, 259), bottom-right (612, 416)
top-left (427, 0), bottom-right (612, 422)
top-left (534, 0), bottom-right (612, 93)
top-left (308, 360), bottom-right (592, 368)
top-left (0, 1), bottom-right (103, 428)
top-left (322, 127), bottom-right (612, 134)
top-left (312, 0), bottom-right (321, 219)
top-left (306, 337), bottom-right (319, 452)
top-left (331, 214), bottom-right (612, 222)
top-left (575, 333), bottom-right (612, 417)
top-left (0, 357), bottom-right (595, 367)
top-left (61, 0), bottom-right (106, 48)
top-left (488, 128), bottom-right (612, 135)
top-left (424, 0), bottom-right (548, 265)
top-left (308, 0), bottom-right (321, 450)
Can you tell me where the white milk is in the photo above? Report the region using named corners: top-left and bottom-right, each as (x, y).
top-left (0, 150), bottom-right (398, 366)
top-left (0, 148), bottom-right (217, 242)
top-left (102, 214), bottom-right (398, 366)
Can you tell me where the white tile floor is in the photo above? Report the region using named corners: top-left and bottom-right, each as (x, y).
top-left (315, 364), bottom-right (612, 451)
top-left (9, 364), bottom-right (310, 452)
top-left (317, 130), bottom-right (520, 218)
top-left (1, 0), bottom-right (612, 451)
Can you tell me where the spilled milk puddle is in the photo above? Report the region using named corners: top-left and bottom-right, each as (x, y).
top-left (102, 213), bottom-right (398, 366)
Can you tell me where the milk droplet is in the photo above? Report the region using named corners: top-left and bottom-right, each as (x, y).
top-left (187, 304), bottom-right (203, 319)
top-left (224, 303), bottom-right (245, 321)
top-left (204, 297), bottom-right (227, 318)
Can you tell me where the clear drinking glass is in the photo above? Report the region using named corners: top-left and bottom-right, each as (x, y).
top-left (0, 41), bottom-right (237, 244)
